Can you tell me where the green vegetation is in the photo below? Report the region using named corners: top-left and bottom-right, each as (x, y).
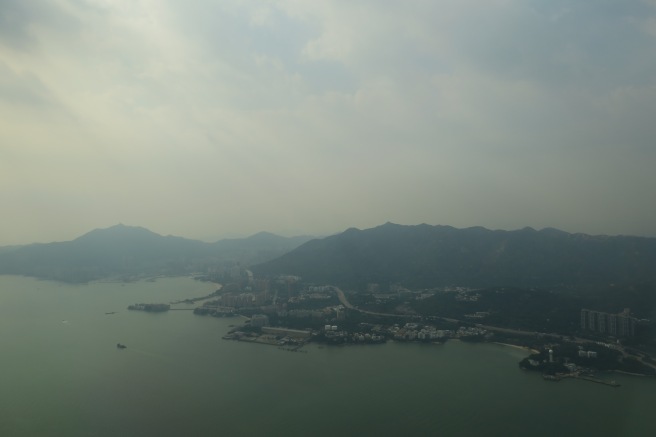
top-left (0, 224), bottom-right (312, 283)
top-left (254, 223), bottom-right (656, 289)
top-left (519, 343), bottom-right (656, 376)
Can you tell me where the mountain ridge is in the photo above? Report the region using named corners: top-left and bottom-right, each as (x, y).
top-left (0, 224), bottom-right (313, 282)
top-left (252, 222), bottom-right (656, 289)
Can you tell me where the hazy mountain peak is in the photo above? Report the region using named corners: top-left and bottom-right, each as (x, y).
top-left (75, 224), bottom-right (161, 242)
top-left (0, 225), bottom-right (313, 282)
top-left (246, 231), bottom-right (282, 241)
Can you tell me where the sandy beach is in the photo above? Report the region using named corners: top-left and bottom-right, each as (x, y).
top-left (494, 342), bottom-right (539, 354)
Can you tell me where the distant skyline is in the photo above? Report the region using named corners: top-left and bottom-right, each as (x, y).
top-left (2, 1), bottom-right (656, 246)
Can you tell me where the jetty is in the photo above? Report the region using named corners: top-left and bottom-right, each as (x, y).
top-left (556, 373), bottom-right (620, 387)
top-left (575, 375), bottom-right (620, 387)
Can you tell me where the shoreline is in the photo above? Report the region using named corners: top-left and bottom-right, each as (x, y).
top-left (613, 370), bottom-right (653, 377)
top-left (494, 342), bottom-right (539, 354)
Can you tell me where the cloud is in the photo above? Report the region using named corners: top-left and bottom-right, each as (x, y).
top-left (0, 60), bottom-right (56, 108)
top-left (1, 0), bottom-right (656, 244)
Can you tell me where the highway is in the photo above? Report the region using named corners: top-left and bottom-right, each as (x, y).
top-left (332, 286), bottom-right (656, 370)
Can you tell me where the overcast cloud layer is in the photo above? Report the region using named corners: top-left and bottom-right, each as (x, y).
top-left (1, 0), bottom-right (656, 245)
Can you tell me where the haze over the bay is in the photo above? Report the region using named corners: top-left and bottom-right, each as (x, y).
top-left (2, 1), bottom-right (656, 245)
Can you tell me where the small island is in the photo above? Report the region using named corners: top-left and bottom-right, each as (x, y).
top-left (128, 303), bottom-right (170, 312)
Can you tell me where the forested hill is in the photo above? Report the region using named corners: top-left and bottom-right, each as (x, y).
top-left (252, 223), bottom-right (656, 289)
top-left (0, 224), bottom-right (312, 282)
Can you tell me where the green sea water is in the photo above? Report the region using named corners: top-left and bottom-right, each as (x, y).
top-left (0, 275), bottom-right (654, 436)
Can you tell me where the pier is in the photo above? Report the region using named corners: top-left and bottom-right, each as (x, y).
top-left (575, 375), bottom-right (620, 387)
top-left (558, 373), bottom-right (620, 387)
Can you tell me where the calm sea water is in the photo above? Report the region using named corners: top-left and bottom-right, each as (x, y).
top-left (0, 275), bottom-right (654, 436)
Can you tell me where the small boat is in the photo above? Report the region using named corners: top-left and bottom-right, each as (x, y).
top-left (116, 343), bottom-right (127, 349)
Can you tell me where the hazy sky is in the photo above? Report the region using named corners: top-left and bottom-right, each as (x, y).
top-left (2, 0), bottom-right (656, 245)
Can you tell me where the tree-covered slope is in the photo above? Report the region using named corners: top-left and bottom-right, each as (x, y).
top-left (0, 225), bottom-right (312, 282)
top-left (252, 223), bottom-right (656, 288)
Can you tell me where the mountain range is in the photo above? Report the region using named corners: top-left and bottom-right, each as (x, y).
top-left (2, 222), bottom-right (656, 289)
top-left (252, 222), bottom-right (656, 289)
top-left (0, 224), bottom-right (312, 282)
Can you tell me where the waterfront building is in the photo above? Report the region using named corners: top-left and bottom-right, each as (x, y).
top-left (597, 313), bottom-right (607, 334)
top-left (578, 350), bottom-right (598, 358)
top-left (609, 314), bottom-right (618, 336)
top-left (588, 310), bottom-right (597, 331)
top-left (618, 308), bottom-right (636, 337)
top-left (261, 327), bottom-right (311, 339)
top-left (580, 308), bottom-right (636, 337)
top-left (250, 314), bottom-right (269, 328)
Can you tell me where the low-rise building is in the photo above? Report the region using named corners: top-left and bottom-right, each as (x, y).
top-left (250, 314), bottom-right (269, 328)
top-left (261, 327), bottom-right (311, 339)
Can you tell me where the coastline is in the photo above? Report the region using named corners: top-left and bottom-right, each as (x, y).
top-left (494, 342), bottom-right (539, 354)
top-left (613, 370), bottom-right (652, 377)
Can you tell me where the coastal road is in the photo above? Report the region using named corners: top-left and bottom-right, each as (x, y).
top-left (336, 290), bottom-right (571, 338)
top-left (334, 287), bottom-right (354, 309)
top-left (333, 286), bottom-right (656, 369)
top-left (335, 287), bottom-right (421, 319)
top-left (336, 288), bottom-right (561, 336)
